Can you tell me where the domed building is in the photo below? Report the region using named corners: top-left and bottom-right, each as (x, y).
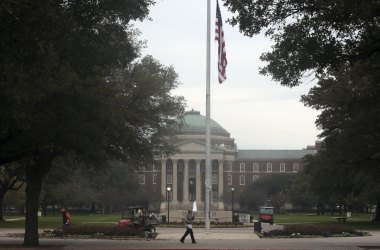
top-left (138, 110), bottom-right (317, 222)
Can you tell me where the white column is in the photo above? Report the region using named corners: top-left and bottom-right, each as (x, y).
top-left (160, 159), bottom-right (167, 211)
top-left (218, 160), bottom-right (224, 209)
top-left (173, 160), bottom-right (178, 203)
top-left (196, 159), bottom-right (201, 204)
top-left (183, 159), bottom-right (189, 204)
top-left (161, 159), bottom-right (166, 200)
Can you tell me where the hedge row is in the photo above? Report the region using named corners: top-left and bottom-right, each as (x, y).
top-left (261, 224), bottom-right (368, 238)
top-left (53, 224), bottom-right (143, 237)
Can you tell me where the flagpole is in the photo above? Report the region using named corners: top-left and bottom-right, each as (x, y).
top-left (205, 0), bottom-right (211, 234)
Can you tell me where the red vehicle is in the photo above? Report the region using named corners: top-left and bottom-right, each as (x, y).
top-left (118, 205), bottom-right (159, 233)
top-left (259, 206), bottom-right (274, 225)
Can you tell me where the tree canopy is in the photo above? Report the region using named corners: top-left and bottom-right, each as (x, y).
top-left (240, 174), bottom-right (294, 211)
top-left (40, 159), bottom-right (148, 214)
top-left (0, 0), bottom-right (156, 167)
top-left (224, 0), bottom-right (380, 86)
top-left (224, 0), bottom-right (380, 219)
top-left (1, 0), bottom-right (187, 245)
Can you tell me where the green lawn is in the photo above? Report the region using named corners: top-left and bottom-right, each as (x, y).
top-left (1, 214), bottom-right (121, 229)
top-left (273, 213), bottom-right (380, 230)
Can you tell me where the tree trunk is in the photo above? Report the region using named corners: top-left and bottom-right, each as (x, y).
top-left (0, 181), bottom-right (10, 222)
top-left (374, 201), bottom-right (380, 222)
top-left (330, 203), bottom-right (334, 215)
top-left (23, 166), bottom-right (42, 246)
top-left (23, 154), bottom-right (53, 246)
top-left (0, 195), bottom-right (4, 222)
top-left (91, 202), bottom-right (96, 213)
top-left (42, 202), bottom-right (47, 216)
top-left (317, 202), bottom-right (321, 216)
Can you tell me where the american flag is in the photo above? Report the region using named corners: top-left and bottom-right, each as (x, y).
top-left (215, 0), bottom-right (227, 84)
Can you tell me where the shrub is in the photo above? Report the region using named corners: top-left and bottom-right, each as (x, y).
top-left (161, 215), bottom-right (166, 223)
top-left (264, 224), bottom-right (363, 238)
top-left (232, 214), bottom-right (240, 223)
top-left (56, 224), bottom-right (143, 237)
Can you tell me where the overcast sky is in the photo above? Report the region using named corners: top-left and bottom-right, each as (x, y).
top-left (134, 0), bottom-right (320, 150)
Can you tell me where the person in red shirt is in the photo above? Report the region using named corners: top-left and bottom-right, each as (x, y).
top-left (60, 208), bottom-right (71, 225)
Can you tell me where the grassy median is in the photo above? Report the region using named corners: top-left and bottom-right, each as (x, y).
top-left (1, 213), bottom-right (379, 231)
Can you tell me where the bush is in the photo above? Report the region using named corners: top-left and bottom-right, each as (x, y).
top-left (250, 215), bottom-right (254, 223)
top-left (161, 215), bottom-right (166, 223)
top-left (232, 214), bottom-right (240, 223)
top-left (263, 224), bottom-right (364, 238)
top-left (55, 224), bottom-right (143, 237)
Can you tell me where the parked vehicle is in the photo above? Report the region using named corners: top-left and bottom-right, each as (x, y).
top-left (259, 206), bottom-right (274, 225)
top-left (118, 205), bottom-right (159, 232)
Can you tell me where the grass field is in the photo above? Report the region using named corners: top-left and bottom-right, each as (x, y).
top-left (1, 214), bottom-right (120, 229)
top-left (273, 213), bottom-right (380, 230)
top-left (1, 213), bottom-right (379, 231)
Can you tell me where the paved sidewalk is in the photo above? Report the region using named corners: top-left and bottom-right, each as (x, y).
top-left (0, 228), bottom-right (26, 236)
top-left (0, 227), bottom-right (259, 241)
top-left (156, 227), bottom-right (260, 240)
top-left (1, 226), bottom-right (380, 249)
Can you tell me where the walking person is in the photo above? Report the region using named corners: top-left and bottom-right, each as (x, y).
top-left (180, 209), bottom-right (196, 243)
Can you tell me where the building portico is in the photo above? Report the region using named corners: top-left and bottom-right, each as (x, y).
top-left (137, 110), bottom-right (317, 222)
top-left (160, 153), bottom-right (232, 211)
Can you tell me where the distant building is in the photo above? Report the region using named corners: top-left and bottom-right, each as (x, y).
top-left (138, 110), bottom-right (317, 216)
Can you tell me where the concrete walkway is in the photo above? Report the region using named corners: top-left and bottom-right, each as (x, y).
top-left (156, 227), bottom-right (260, 240)
top-left (1, 226), bottom-right (380, 249)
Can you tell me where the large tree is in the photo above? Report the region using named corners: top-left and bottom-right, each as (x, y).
top-left (224, 0), bottom-right (379, 86)
top-left (41, 159), bottom-right (144, 214)
top-left (240, 174), bottom-right (294, 211)
top-left (1, 0), bottom-right (186, 246)
top-left (223, 0), bottom-right (380, 219)
top-left (302, 58), bottom-right (380, 219)
top-left (287, 171), bottom-right (316, 212)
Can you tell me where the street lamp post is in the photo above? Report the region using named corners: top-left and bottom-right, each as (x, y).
top-left (231, 187), bottom-right (234, 211)
top-left (231, 187), bottom-right (234, 223)
top-left (166, 186), bottom-right (171, 223)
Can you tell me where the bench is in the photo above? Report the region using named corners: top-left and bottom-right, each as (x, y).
top-left (334, 217), bottom-right (347, 223)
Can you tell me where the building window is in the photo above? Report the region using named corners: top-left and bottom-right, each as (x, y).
top-left (266, 162), bottom-right (272, 172)
top-left (212, 191), bottom-right (219, 202)
top-left (253, 162), bottom-right (259, 172)
top-left (212, 173), bottom-right (218, 184)
top-left (253, 174), bottom-right (259, 181)
top-left (152, 173), bottom-right (157, 184)
top-left (227, 174), bottom-right (232, 185)
top-left (139, 174), bottom-right (145, 184)
top-left (152, 162), bottom-right (158, 171)
top-left (280, 162), bottom-right (285, 172)
top-left (293, 162), bottom-right (300, 173)
top-left (227, 162), bottom-right (232, 172)
top-left (212, 161), bottom-right (219, 185)
top-left (167, 159), bottom-right (173, 184)
top-left (239, 175), bottom-right (245, 185)
top-left (189, 178), bottom-right (196, 201)
top-left (240, 162), bottom-right (245, 172)
top-left (167, 163), bottom-right (173, 172)
top-left (189, 160), bottom-right (196, 178)
top-left (167, 174), bottom-right (173, 184)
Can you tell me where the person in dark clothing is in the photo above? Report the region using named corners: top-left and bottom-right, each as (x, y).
top-left (180, 209), bottom-right (196, 243)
